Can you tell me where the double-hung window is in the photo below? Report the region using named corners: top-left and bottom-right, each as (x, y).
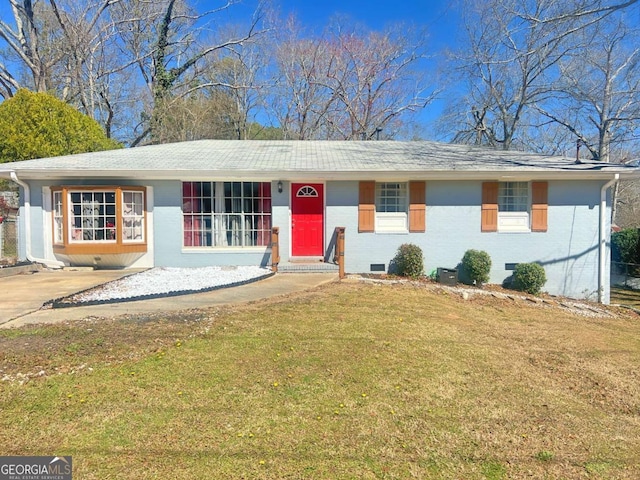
top-left (482, 181), bottom-right (548, 233)
top-left (375, 182), bottom-right (408, 232)
top-left (358, 181), bottom-right (426, 233)
top-left (182, 182), bottom-right (272, 248)
top-left (497, 182), bottom-right (530, 232)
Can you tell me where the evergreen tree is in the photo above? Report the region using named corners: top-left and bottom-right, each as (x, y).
top-left (0, 90), bottom-right (120, 163)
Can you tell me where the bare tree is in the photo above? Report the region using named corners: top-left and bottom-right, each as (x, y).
top-left (151, 90), bottom-right (237, 142)
top-left (0, 0), bottom-right (67, 95)
top-left (517, 0), bottom-right (639, 28)
top-left (0, 0), bottom-right (145, 139)
top-left (0, 0), bottom-right (267, 144)
top-left (535, 20), bottom-right (640, 162)
top-left (270, 16), bottom-right (337, 139)
top-left (445, 0), bottom-right (640, 152)
top-left (271, 16), bottom-right (435, 140)
top-left (138, 0), bottom-right (266, 144)
top-left (614, 178), bottom-right (640, 228)
top-left (0, 0), bottom-right (119, 96)
top-left (324, 22), bottom-right (436, 140)
top-left (207, 26), bottom-right (273, 140)
top-left (447, 0), bottom-right (584, 150)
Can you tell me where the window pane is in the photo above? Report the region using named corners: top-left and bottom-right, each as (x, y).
top-left (375, 183), bottom-right (407, 213)
top-left (374, 182), bottom-right (408, 232)
top-left (182, 182), bottom-right (272, 247)
top-left (498, 182), bottom-right (529, 212)
top-left (68, 190), bottom-right (115, 242)
top-left (122, 190), bottom-right (145, 242)
top-left (53, 191), bottom-right (63, 244)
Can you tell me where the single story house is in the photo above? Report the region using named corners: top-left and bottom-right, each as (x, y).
top-left (0, 140), bottom-right (637, 303)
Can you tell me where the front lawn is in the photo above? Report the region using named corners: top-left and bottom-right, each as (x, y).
top-left (1, 281), bottom-right (639, 479)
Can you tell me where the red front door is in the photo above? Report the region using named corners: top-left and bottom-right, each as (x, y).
top-left (291, 183), bottom-right (324, 256)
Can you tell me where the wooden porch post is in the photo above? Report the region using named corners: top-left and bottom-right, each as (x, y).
top-left (336, 227), bottom-right (345, 279)
top-left (271, 227), bottom-right (280, 272)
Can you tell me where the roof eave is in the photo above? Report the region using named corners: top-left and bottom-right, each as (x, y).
top-left (1, 167), bottom-right (637, 182)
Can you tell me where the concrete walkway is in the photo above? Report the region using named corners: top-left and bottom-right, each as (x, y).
top-left (0, 269), bottom-right (338, 329)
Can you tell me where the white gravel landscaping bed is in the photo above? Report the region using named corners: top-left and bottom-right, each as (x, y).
top-left (55, 266), bottom-right (273, 306)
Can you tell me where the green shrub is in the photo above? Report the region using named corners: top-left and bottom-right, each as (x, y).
top-left (393, 243), bottom-right (424, 278)
top-left (0, 89), bottom-right (121, 163)
top-left (513, 262), bottom-right (547, 295)
top-left (461, 249), bottom-right (491, 285)
top-left (611, 228), bottom-right (640, 264)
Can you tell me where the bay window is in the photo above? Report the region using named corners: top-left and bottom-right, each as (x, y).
top-left (51, 186), bottom-right (147, 254)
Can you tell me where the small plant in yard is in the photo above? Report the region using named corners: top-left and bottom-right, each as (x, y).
top-left (513, 262), bottom-right (547, 295)
top-left (535, 450), bottom-right (554, 462)
top-left (461, 249), bottom-right (491, 286)
top-left (392, 243), bottom-right (424, 278)
top-left (481, 461), bottom-right (507, 480)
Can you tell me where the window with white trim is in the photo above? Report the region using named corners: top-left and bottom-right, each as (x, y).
top-left (498, 182), bottom-right (530, 232)
top-left (375, 182), bottom-right (408, 232)
top-left (296, 185), bottom-right (318, 197)
top-left (122, 191), bottom-right (145, 242)
top-left (182, 182), bottom-right (272, 247)
top-left (53, 190), bottom-right (64, 244)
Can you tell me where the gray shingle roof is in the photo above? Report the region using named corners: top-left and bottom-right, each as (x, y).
top-left (0, 140), bottom-right (636, 180)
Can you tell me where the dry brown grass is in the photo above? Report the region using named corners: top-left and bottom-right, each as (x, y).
top-left (1, 281), bottom-right (639, 479)
top-left (611, 285), bottom-right (640, 308)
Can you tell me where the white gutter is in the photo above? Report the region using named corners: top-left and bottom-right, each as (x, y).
top-left (10, 171), bottom-right (65, 269)
top-left (599, 174), bottom-right (619, 303)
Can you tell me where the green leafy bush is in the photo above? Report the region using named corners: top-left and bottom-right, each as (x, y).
top-left (513, 263), bottom-right (547, 295)
top-left (0, 89), bottom-right (121, 163)
top-left (611, 228), bottom-right (640, 264)
top-left (393, 243), bottom-right (424, 278)
top-left (461, 249), bottom-right (491, 286)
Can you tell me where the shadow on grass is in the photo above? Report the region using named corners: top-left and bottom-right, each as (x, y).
top-left (611, 285), bottom-right (640, 307)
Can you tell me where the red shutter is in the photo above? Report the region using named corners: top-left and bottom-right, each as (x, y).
top-left (531, 181), bottom-right (548, 232)
top-left (481, 182), bottom-right (498, 232)
top-left (358, 181), bottom-right (375, 232)
top-left (409, 181), bottom-right (426, 232)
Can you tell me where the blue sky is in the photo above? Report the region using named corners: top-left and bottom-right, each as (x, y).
top-left (274, 0), bottom-right (458, 42)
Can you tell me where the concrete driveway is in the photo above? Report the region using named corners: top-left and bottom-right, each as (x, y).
top-left (1, 268), bottom-right (142, 326)
top-left (0, 268), bottom-right (337, 329)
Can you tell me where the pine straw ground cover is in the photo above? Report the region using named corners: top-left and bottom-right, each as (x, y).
top-left (1, 281), bottom-right (639, 479)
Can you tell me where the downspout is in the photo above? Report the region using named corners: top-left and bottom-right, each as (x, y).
top-left (599, 174), bottom-right (619, 303)
top-left (10, 172), bottom-right (65, 269)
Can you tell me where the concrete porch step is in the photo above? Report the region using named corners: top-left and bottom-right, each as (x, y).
top-left (278, 262), bottom-right (339, 273)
